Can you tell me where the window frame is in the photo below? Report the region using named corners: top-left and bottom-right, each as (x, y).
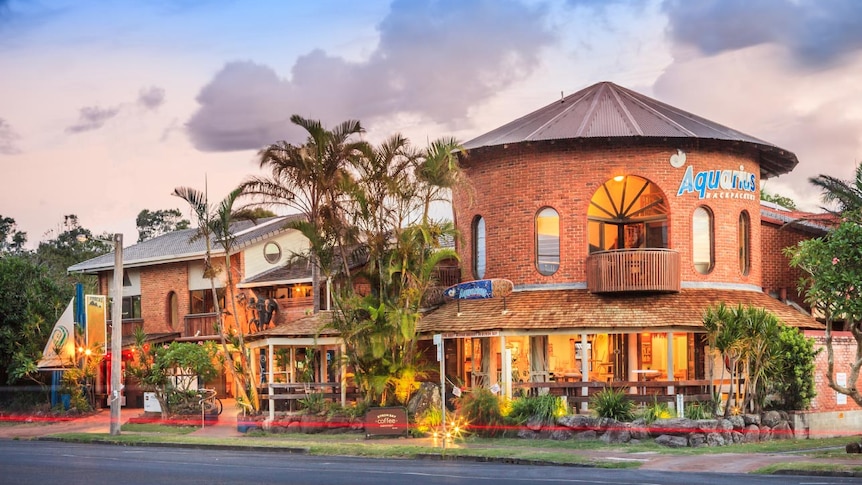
top-left (692, 205), bottom-right (715, 275)
top-left (263, 241), bottom-right (282, 264)
top-left (535, 206), bottom-right (560, 276)
top-left (738, 210), bottom-right (751, 276)
top-left (188, 288), bottom-right (226, 314)
top-left (472, 215), bottom-right (487, 279)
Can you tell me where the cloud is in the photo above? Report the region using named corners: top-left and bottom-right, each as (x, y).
top-left (662, 0), bottom-right (862, 67)
top-left (187, 0), bottom-right (554, 151)
top-left (137, 86), bottom-right (165, 110)
top-left (65, 105), bottom-right (120, 133)
top-left (0, 118), bottom-right (20, 154)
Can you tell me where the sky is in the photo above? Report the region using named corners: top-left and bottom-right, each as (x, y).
top-left (1, 0), bottom-right (860, 248)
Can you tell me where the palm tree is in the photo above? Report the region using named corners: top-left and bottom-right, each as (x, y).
top-left (244, 115), bottom-right (366, 314)
top-left (414, 137), bottom-right (467, 224)
top-left (172, 185), bottom-right (258, 412)
top-left (809, 162), bottom-right (862, 215)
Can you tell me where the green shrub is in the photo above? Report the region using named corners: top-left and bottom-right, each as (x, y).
top-left (590, 387), bottom-right (634, 422)
top-left (507, 394), bottom-right (565, 426)
top-left (641, 397), bottom-right (671, 424)
top-left (298, 392), bottom-right (325, 414)
top-left (455, 388), bottom-right (505, 437)
top-left (769, 326), bottom-right (819, 410)
top-left (684, 400), bottom-right (712, 420)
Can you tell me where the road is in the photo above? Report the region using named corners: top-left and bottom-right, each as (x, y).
top-left (0, 440), bottom-right (857, 485)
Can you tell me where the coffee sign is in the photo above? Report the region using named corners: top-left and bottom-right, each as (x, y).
top-left (365, 406), bottom-right (408, 437)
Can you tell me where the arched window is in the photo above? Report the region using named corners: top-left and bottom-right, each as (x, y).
top-left (473, 216), bottom-right (486, 279)
top-left (167, 291), bottom-right (178, 329)
top-left (738, 211), bottom-right (750, 275)
top-left (536, 207), bottom-right (560, 276)
top-left (692, 206), bottom-right (714, 274)
top-left (587, 175), bottom-right (669, 253)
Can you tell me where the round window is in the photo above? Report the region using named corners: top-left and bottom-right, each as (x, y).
top-left (263, 242), bottom-right (281, 264)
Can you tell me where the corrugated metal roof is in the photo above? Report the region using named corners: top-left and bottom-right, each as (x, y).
top-left (68, 214), bottom-right (306, 273)
top-left (463, 81), bottom-right (798, 179)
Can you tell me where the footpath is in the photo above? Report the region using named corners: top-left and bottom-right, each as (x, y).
top-left (0, 407), bottom-right (859, 476)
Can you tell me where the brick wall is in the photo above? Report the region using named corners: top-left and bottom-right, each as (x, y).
top-left (805, 330), bottom-right (862, 412)
top-left (760, 222), bottom-right (812, 310)
top-left (453, 140), bottom-right (763, 287)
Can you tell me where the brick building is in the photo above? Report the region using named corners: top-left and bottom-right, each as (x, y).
top-left (417, 81), bottom-right (852, 415)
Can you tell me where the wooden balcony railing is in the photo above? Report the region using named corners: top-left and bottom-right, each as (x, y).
top-left (184, 313), bottom-right (219, 338)
top-left (586, 249), bottom-right (680, 294)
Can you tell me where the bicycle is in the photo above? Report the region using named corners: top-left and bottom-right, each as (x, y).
top-left (198, 388), bottom-right (223, 418)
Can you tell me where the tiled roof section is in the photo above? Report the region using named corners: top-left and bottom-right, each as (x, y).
top-left (241, 258), bottom-right (313, 285)
top-left (760, 201), bottom-right (835, 235)
top-left (68, 214), bottom-right (306, 273)
top-left (417, 288), bottom-right (823, 334)
top-left (463, 81), bottom-right (798, 179)
top-left (246, 311), bottom-right (337, 340)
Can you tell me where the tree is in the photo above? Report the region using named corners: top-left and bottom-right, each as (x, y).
top-left (36, 215), bottom-right (111, 294)
top-left (761, 191), bottom-right (797, 210)
top-left (0, 255), bottom-right (67, 384)
top-left (0, 215), bottom-right (27, 254)
top-left (786, 210), bottom-right (862, 407)
top-left (809, 162), bottom-right (862, 215)
top-left (172, 185), bottom-right (260, 413)
top-left (135, 208), bottom-right (190, 242)
top-left (126, 327), bottom-right (218, 419)
top-left (244, 115), bottom-right (367, 315)
top-left (324, 135), bottom-right (461, 406)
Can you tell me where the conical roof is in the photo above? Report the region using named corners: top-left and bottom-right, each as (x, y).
top-left (463, 81), bottom-right (798, 178)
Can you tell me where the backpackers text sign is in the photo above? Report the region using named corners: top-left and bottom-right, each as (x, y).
top-left (676, 165), bottom-right (757, 201)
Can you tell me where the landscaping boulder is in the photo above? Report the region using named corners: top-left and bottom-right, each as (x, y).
top-left (762, 410), bottom-right (782, 428)
top-left (706, 432), bottom-right (726, 447)
top-left (407, 382), bottom-right (441, 418)
top-left (655, 434), bottom-right (688, 448)
top-left (688, 433), bottom-right (707, 448)
top-left (771, 421), bottom-right (792, 440)
top-left (649, 418), bottom-right (698, 437)
top-left (743, 424), bottom-right (760, 443)
top-left (742, 414), bottom-right (761, 427)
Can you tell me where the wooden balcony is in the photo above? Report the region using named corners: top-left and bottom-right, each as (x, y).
top-left (184, 313), bottom-right (219, 338)
top-left (586, 249), bottom-right (680, 294)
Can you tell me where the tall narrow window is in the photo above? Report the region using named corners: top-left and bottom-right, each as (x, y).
top-left (536, 207), bottom-right (560, 276)
top-left (738, 211), bottom-right (750, 275)
top-left (168, 292), bottom-right (179, 329)
top-left (692, 206), bottom-right (714, 274)
top-left (473, 216), bottom-right (486, 279)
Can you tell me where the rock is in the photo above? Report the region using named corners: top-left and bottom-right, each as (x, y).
top-left (655, 434), bottom-right (689, 448)
top-left (718, 419), bottom-right (734, 441)
top-left (688, 433), bottom-right (707, 448)
top-left (727, 415), bottom-right (745, 430)
top-left (743, 424), bottom-right (760, 443)
top-left (630, 418), bottom-right (651, 440)
top-left (557, 414), bottom-right (597, 431)
top-left (845, 441), bottom-right (862, 454)
top-left (742, 414), bottom-right (761, 426)
top-left (573, 430), bottom-right (598, 441)
top-left (706, 432), bottom-right (726, 447)
top-left (518, 428), bottom-right (541, 439)
top-left (694, 419), bottom-right (718, 433)
top-left (300, 414), bottom-right (322, 434)
top-left (760, 425), bottom-right (772, 441)
top-left (407, 382), bottom-right (441, 417)
top-left (549, 427), bottom-right (573, 441)
top-left (772, 421), bottom-right (792, 440)
top-left (649, 418), bottom-right (698, 437)
top-left (731, 431), bottom-right (744, 443)
top-left (526, 417), bottom-right (544, 432)
top-left (600, 424), bottom-right (631, 444)
top-left (762, 410), bottom-right (782, 428)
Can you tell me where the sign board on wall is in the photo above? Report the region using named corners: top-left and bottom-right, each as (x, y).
top-left (85, 295), bottom-right (107, 352)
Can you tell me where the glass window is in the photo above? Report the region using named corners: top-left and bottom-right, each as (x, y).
top-left (168, 292), bottom-right (178, 329)
top-left (263, 241), bottom-right (281, 264)
top-left (588, 175), bottom-right (669, 252)
top-left (536, 207), bottom-right (560, 276)
top-left (109, 295), bottom-right (141, 320)
top-left (189, 288), bottom-right (226, 314)
top-left (473, 216), bottom-right (486, 279)
top-left (692, 206), bottom-right (714, 274)
top-left (739, 211), bottom-right (750, 275)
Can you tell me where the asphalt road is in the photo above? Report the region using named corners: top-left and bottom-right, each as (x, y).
top-left (0, 440), bottom-right (858, 485)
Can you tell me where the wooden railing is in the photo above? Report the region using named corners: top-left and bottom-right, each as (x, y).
top-left (184, 313), bottom-right (218, 338)
top-left (586, 249), bottom-right (680, 294)
top-left (423, 266), bottom-right (462, 307)
top-left (513, 379), bottom-right (733, 405)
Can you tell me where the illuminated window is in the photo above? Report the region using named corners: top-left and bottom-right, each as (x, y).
top-left (692, 206), bottom-right (714, 274)
top-left (189, 289), bottom-right (225, 314)
top-left (536, 207), bottom-right (560, 276)
top-left (739, 211), bottom-right (750, 275)
top-left (588, 175), bottom-right (668, 253)
top-left (473, 216), bottom-right (486, 279)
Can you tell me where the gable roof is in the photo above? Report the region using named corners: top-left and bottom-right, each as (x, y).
top-left (463, 81), bottom-right (798, 179)
top-left (68, 214), bottom-right (306, 273)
